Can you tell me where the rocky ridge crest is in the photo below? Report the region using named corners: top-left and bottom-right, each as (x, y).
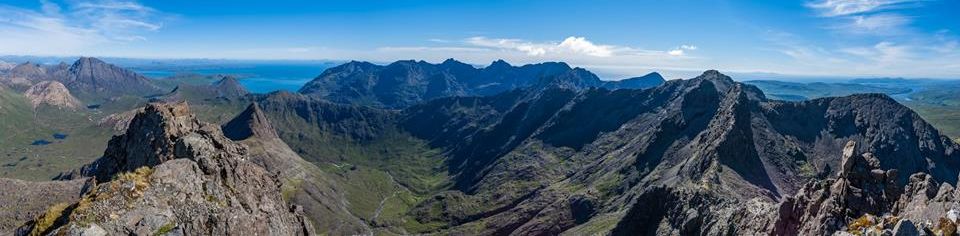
top-left (26, 102), bottom-right (313, 235)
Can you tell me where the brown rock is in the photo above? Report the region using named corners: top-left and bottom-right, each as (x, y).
top-left (23, 81), bottom-right (82, 109)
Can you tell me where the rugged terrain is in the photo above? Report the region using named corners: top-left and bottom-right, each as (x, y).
top-left (299, 59), bottom-right (664, 108)
top-left (2, 58), bottom-right (960, 235)
top-left (16, 102), bottom-right (313, 235)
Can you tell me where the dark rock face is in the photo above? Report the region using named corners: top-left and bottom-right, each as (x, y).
top-left (394, 70), bottom-right (960, 235)
top-left (222, 102), bottom-right (371, 235)
top-left (298, 59), bottom-right (664, 108)
top-left (223, 102), bottom-right (278, 140)
top-left (63, 57), bottom-right (162, 99)
top-left (32, 102), bottom-right (313, 235)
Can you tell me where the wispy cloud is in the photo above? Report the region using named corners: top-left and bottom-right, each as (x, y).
top-left (806, 0), bottom-right (924, 34)
top-left (465, 36), bottom-right (617, 57)
top-left (462, 36), bottom-right (688, 58)
top-left (0, 0), bottom-right (165, 55)
top-left (806, 0), bottom-right (920, 17)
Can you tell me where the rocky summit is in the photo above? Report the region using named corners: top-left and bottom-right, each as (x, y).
top-left (20, 102), bottom-right (313, 236)
top-left (23, 81), bottom-right (82, 110)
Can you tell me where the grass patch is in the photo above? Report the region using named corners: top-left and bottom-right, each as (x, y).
top-left (154, 221), bottom-right (177, 236)
top-left (28, 202), bottom-right (71, 236)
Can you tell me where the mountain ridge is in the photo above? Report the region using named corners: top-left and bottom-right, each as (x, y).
top-left (298, 59), bottom-right (665, 108)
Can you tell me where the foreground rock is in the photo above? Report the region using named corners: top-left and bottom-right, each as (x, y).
top-left (22, 102), bottom-right (313, 235)
top-left (0, 178), bottom-right (90, 232)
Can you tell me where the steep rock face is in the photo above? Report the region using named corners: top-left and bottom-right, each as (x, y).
top-left (23, 81), bottom-right (82, 109)
top-left (33, 102), bottom-right (313, 235)
top-left (222, 103), bottom-right (370, 235)
top-left (299, 59), bottom-right (663, 108)
top-left (772, 140), bottom-right (960, 235)
top-left (394, 70), bottom-right (960, 235)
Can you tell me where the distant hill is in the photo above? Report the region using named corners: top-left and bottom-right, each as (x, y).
top-left (299, 59), bottom-right (664, 108)
top-left (1, 57), bottom-right (163, 101)
top-left (743, 80), bottom-right (911, 101)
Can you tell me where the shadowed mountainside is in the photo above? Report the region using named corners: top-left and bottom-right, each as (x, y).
top-left (298, 59), bottom-right (664, 108)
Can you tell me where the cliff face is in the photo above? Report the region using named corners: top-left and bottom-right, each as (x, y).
top-left (222, 103), bottom-right (371, 235)
top-left (395, 70), bottom-right (960, 235)
top-left (28, 102), bottom-right (313, 236)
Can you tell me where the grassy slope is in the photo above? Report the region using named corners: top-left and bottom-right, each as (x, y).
top-left (903, 84), bottom-right (960, 140)
top-left (255, 98), bottom-right (450, 234)
top-left (0, 89), bottom-right (114, 180)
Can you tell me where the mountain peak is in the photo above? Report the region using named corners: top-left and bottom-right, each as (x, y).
top-left (40, 101), bottom-right (314, 235)
top-left (223, 102), bottom-right (279, 141)
top-left (23, 81), bottom-right (82, 109)
top-left (697, 70), bottom-right (730, 80)
top-left (442, 58), bottom-right (463, 65)
top-left (213, 75), bottom-right (249, 98)
top-left (72, 56), bottom-right (107, 68)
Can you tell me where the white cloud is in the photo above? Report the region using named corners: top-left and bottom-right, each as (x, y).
top-left (557, 37), bottom-right (613, 57)
top-left (466, 36), bottom-right (620, 57)
top-left (806, 0), bottom-right (919, 17)
top-left (0, 0), bottom-right (164, 55)
top-left (806, 0), bottom-right (924, 35)
top-left (378, 46), bottom-right (490, 52)
top-left (667, 45), bottom-right (697, 56)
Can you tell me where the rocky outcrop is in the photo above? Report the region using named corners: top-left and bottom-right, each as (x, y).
top-left (97, 107), bottom-right (144, 133)
top-left (772, 141), bottom-right (903, 235)
top-left (29, 102), bottom-right (313, 235)
top-left (23, 81), bottom-right (82, 109)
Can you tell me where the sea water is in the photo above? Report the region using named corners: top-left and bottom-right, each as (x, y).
top-left (135, 63), bottom-right (333, 94)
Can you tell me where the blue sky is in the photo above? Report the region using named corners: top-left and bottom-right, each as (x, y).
top-left (0, 0), bottom-right (958, 79)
